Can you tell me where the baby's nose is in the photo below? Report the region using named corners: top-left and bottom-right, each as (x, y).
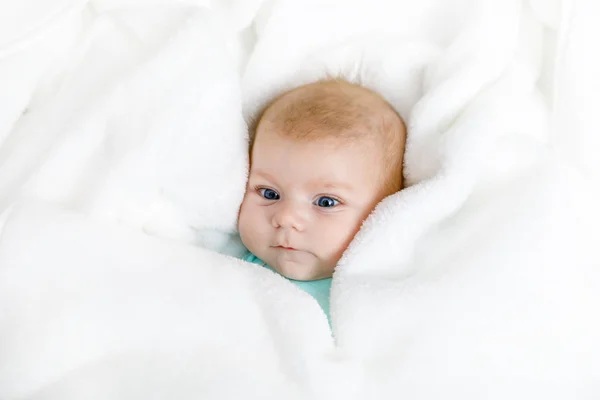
top-left (272, 202), bottom-right (306, 231)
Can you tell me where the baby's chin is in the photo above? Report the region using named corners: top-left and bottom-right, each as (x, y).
top-left (271, 257), bottom-right (333, 281)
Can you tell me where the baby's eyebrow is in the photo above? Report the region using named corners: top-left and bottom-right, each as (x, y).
top-left (321, 182), bottom-right (354, 191)
top-left (253, 170), bottom-right (277, 181)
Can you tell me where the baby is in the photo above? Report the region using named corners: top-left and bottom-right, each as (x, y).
top-left (238, 79), bottom-right (406, 321)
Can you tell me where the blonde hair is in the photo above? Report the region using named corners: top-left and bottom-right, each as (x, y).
top-left (249, 78), bottom-right (406, 195)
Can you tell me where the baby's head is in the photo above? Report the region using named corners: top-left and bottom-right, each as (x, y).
top-left (238, 79), bottom-right (406, 280)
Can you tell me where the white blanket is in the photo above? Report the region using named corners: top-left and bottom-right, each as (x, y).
top-left (2, 0), bottom-right (600, 398)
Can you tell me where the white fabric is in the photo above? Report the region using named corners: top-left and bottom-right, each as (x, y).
top-left (1, 0), bottom-right (600, 398)
top-left (551, 0), bottom-right (600, 193)
top-left (0, 3), bottom-right (248, 251)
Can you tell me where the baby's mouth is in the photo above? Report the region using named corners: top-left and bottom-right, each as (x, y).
top-left (274, 245), bottom-right (297, 251)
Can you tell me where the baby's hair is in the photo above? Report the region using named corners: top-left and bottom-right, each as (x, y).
top-left (249, 78), bottom-right (406, 195)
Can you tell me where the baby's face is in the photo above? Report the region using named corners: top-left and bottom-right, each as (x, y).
top-left (238, 127), bottom-right (386, 281)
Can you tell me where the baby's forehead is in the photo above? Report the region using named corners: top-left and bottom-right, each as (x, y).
top-left (252, 134), bottom-right (385, 183)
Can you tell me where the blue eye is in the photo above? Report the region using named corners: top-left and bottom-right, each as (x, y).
top-left (259, 188), bottom-right (280, 200)
top-left (315, 196), bottom-right (339, 208)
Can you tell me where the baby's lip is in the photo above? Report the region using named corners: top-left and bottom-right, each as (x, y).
top-left (274, 245), bottom-right (297, 251)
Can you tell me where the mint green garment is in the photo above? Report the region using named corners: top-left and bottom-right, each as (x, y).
top-left (243, 252), bottom-right (332, 324)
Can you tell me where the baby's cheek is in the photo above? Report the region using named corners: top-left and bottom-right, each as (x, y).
top-left (238, 202), bottom-right (259, 249)
top-left (318, 215), bottom-right (358, 260)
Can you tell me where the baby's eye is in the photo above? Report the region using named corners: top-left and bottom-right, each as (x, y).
top-left (315, 196), bottom-right (339, 208)
top-left (258, 188), bottom-right (280, 200)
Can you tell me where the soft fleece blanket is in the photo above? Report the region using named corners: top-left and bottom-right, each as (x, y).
top-left (1, 0), bottom-right (600, 399)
